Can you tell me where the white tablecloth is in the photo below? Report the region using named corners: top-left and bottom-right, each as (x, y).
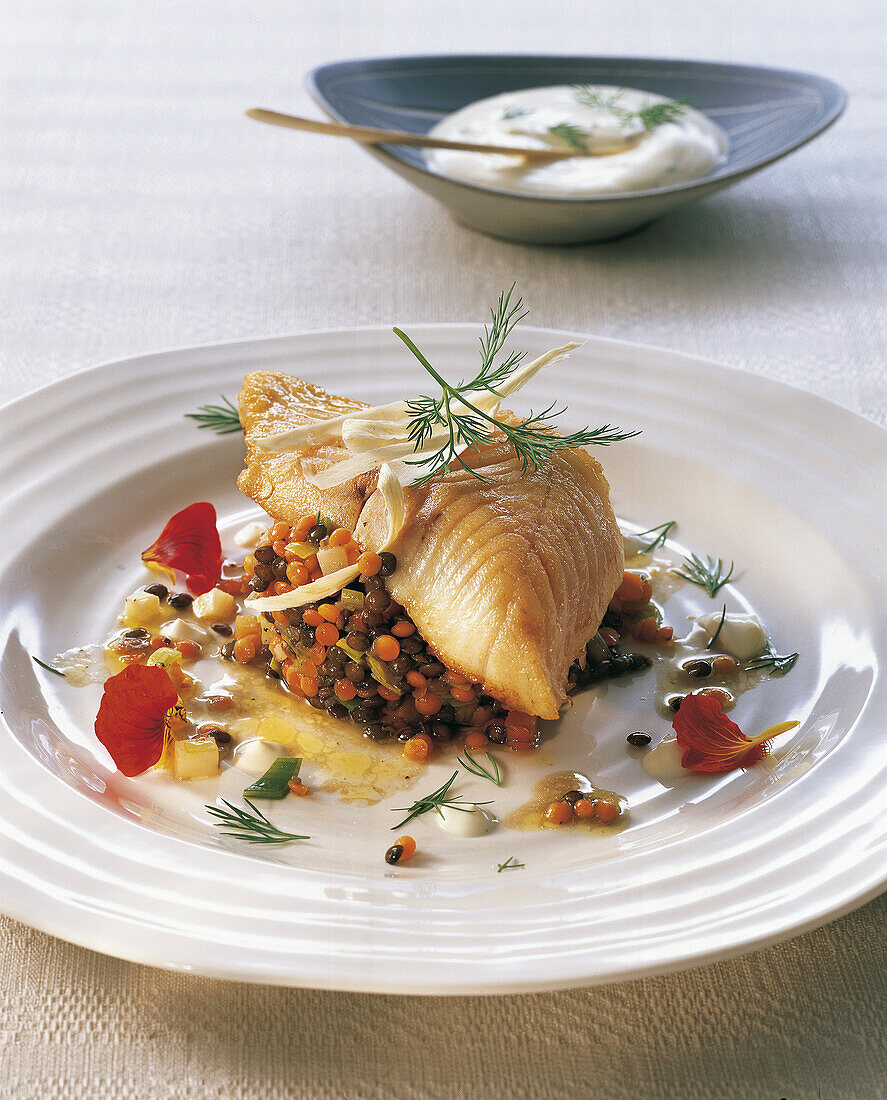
top-left (2, 1), bottom-right (885, 1096)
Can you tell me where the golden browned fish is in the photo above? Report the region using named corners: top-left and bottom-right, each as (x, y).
top-left (238, 371), bottom-right (623, 719)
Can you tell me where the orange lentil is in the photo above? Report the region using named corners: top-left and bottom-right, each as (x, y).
top-left (450, 684), bottom-right (476, 703)
top-left (272, 611), bottom-right (290, 628)
top-left (299, 676), bottom-right (319, 697)
top-left (445, 669), bottom-right (468, 685)
top-left (599, 627), bottom-right (620, 647)
top-left (507, 711), bottom-right (537, 730)
top-left (270, 521), bottom-right (291, 543)
top-left (414, 692), bottom-right (442, 717)
top-left (632, 617), bottom-right (660, 644)
top-left (293, 515), bottom-right (315, 541)
top-left (233, 636), bottom-right (260, 663)
top-left (506, 725), bottom-right (537, 744)
top-left (464, 731), bottom-right (488, 750)
top-left (394, 835), bottom-right (416, 861)
top-left (272, 580), bottom-right (292, 596)
top-left (573, 798), bottom-right (595, 820)
top-left (616, 571), bottom-right (653, 603)
top-left (175, 640), bottom-right (202, 661)
top-left (593, 800), bottom-right (619, 824)
top-left (205, 695), bottom-right (235, 711)
top-left (303, 553), bottom-right (319, 573)
top-left (334, 678), bottom-right (357, 701)
top-left (309, 568), bottom-right (323, 582)
top-left (345, 545), bottom-right (361, 566)
top-left (308, 643), bottom-right (327, 666)
top-left (699, 687), bottom-right (732, 710)
top-left (372, 635), bottom-right (400, 662)
top-left (288, 779), bottom-right (311, 796)
top-left (272, 539), bottom-right (288, 558)
top-left (234, 615), bottom-right (261, 639)
top-left (377, 685), bottom-right (401, 702)
top-left (656, 626), bottom-right (674, 644)
top-left (329, 528), bottom-right (352, 548)
top-left (283, 664), bottom-right (301, 692)
top-left (391, 620), bottom-right (416, 638)
top-left (242, 553), bottom-right (256, 576)
top-left (406, 671), bottom-right (427, 690)
top-left (317, 603), bottom-right (339, 622)
top-left (218, 577), bottom-right (244, 596)
top-left (544, 801), bottom-right (573, 825)
top-left (402, 733), bottom-right (434, 762)
top-left (712, 655), bottom-right (739, 675)
top-left (149, 635), bottom-right (168, 652)
top-left (315, 622), bottom-right (339, 646)
top-left (301, 609), bottom-right (323, 627)
top-left (299, 658), bottom-right (318, 678)
top-left (286, 561), bottom-right (309, 586)
top-left (357, 551), bottom-right (382, 577)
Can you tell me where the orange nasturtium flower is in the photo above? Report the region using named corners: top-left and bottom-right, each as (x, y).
top-left (141, 501), bottom-right (223, 595)
top-left (673, 692), bottom-right (799, 774)
top-left (94, 664), bottom-right (180, 776)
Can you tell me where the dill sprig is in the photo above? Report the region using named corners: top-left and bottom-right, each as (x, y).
top-left (32, 656), bottom-right (65, 677)
top-left (206, 799), bottom-right (309, 844)
top-left (457, 751), bottom-right (501, 786)
top-left (391, 771), bottom-right (493, 831)
top-left (548, 121), bottom-right (589, 152)
top-left (675, 553), bottom-right (735, 597)
top-left (746, 650), bottom-right (799, 676)
top-left (635, 520), bottom-right (676, 553)
top-left (705, 605), bottom-right (728, 650)
top-left (573, 86), bottom-right (689, 130)
top-left (497, 856), bottom-right (525, 872)
top-left (396, 287), bottom-right (639, 487)
top-left (184, 395), bottom-right (243, 435)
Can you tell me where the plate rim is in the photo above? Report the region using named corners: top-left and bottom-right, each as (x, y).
top-left (306, 52), bottom-right (848, 204)
top-left (1, 325), bottom-right (885, 994)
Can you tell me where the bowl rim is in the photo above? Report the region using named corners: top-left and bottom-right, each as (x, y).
top-left (305, 52), bottom-right (847, 204)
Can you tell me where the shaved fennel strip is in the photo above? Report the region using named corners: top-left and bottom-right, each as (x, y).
top-left (244, 463), bottom-right (406, 613)
top-left (257, 400), bottom-right (408, 454)
top-left (255, 343), bottom-right (582, 482)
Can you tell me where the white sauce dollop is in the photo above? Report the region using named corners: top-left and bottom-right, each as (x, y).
top-left (697, 612), bottom-right (767, 662)
top-left (428, 85), bottom-right (728, 196)
top-left (233, 521), bottom-right (267, 548)
top-left (437, 804), bottom-right (496, 837)
top-left (642, 737), bottom-right (688, 783)
top-left (233, 738), bottom-right (284, 777)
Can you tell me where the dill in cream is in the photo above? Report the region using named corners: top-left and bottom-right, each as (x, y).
top-left (427, 85), bottom-right (728, 196)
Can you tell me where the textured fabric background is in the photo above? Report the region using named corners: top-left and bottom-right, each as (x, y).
top-left (1, 1), bottom-right (885, 1097)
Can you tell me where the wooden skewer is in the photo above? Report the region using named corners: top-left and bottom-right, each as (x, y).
top-left (245, 108), bottom-right (636, 161)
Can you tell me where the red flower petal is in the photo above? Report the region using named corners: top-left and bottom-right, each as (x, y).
top-left (95, 664), bottom-right (179, 777)
top-left (673, 693), bottom-right (770, 773)
top-left (141, 501), bottom-right (223, 595)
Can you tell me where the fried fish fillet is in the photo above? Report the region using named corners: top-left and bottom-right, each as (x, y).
top-left (238, 372), bottom-right (623, 719)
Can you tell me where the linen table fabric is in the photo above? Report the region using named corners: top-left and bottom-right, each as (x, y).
top-left (1, 0), bottom-right (885, 1097)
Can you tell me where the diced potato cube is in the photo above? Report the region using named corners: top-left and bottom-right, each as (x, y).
top-left (122, 591), bottom-right (164, 628)
top-left (317, 545), bottom-right (349, 575)
top-left (191, 587), bottom-right (237, 623)
top-left (173, 737), bottom-right (220, 780)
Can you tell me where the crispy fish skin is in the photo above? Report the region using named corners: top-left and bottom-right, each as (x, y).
top-left (238, 372), bottom-right (623, 719)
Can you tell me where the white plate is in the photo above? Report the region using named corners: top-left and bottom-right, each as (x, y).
top-left (1, 326), bottom-right (885, 994)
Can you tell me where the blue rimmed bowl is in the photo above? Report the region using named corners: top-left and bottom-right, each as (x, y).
top-left (307, 54), bottom-right (846, 245)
